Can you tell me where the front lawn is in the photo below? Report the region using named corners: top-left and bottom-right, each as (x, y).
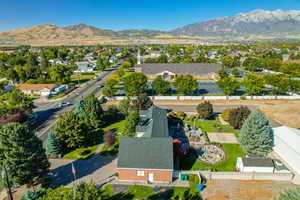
top-left (181, 144), bottom-right (245, 171)
top-left (186, 120), bottom-right (239, 136)
top-left (102, 184), bottom-right (201, 200)
top-left (71, 73), bottom-right (96, 85)
top-left (63, 145), bottom-right (99, 160)
top-left (103, 120), bottom-right (126, 134)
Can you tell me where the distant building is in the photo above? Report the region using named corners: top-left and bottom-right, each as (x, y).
top-left (135, 63), bottom-right (222, 80)
top-left (74, 62), bottom-right (96, 73)
top-left (117, 106), bottom-right (174, 183)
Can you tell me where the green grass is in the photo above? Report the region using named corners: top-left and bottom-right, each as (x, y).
top-left (186, 120), bottom-right (239, 136)
top-left (103, 120), bottom-right (126, 133)
top-left (128, 185), bottom-right (156, 199)
top-left (181, 144), bottom-right (245, 171)
top-left (71, 74), bottom-right (96, 85)
top-left (63, 145), bottom-right (99, 160)
top-left (101, 184), bottom-right (200, 200)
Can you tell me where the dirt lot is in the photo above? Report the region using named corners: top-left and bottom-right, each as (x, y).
top-left (201, 179), bottom-right (297, 200)
top-left (108, 99), bottom-right (300, 128)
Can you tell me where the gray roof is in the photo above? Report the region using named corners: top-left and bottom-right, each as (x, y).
top-left (117, 137), bottom-right (174, 170)
top-left (136, 105), bottom-right (169, 138)
top-left (141, 63), bottom-right (222, 75)
top-left (242, 157), bottom-right (274, 167)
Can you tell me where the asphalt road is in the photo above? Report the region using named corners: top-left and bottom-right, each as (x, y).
top-left (33, 65), bottom-right (119, 144)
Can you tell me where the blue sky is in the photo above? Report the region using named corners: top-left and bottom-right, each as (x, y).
top-left (0, 0), bottom-right (300, 31)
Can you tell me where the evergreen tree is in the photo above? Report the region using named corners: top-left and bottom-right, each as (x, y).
top-left (21, 189), bottom-right (46, 200)
top-left (0, 123), bottom-right (50, 186)
top-left (277, 187), bottom-right (300, 200)
top-left (239, 110), bottom-right (274, 156)
top-left (46, 131), bottom-right (62, 158)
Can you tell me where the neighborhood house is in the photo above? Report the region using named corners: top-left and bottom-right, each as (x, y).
top-left (17, 84), bottom-right (68, 97)
top-left (273, 126), bottom-right (300, 179)
top-left (117, 106), bottom-right (174, 183)
top-left (135, 63), bottom-right (222, 80)
top-left (74, 61), bottom-right (96, 73)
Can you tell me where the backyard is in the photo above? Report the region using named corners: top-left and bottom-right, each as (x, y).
top-left (62, 119), bottom-right (126, 160)
top-left (182, 120), bottom-right (245, 171)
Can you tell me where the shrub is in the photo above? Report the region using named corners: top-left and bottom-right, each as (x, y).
top-left (103, 130), bottom-right (116, 147)
top-left (221, 108), bottom-right (235, 122)
top-left (21, 189), bottom-right (46, 200)
top-left (196, 101), bottom-right (214, 119)
top-left (228, 106), bottom-right (251, 129)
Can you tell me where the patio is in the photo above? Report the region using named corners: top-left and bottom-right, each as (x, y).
top-left (207, 132), bottom-right (239, 144)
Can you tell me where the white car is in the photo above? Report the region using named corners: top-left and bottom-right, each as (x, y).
top-left (58, 102), bottom-right (71, 108)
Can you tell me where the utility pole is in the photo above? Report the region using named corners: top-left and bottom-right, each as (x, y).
top-left (2, 164), bottom-right (13, 200)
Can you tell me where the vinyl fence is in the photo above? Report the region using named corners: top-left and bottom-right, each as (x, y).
top-left (181, 171), bottom-right (294, 182)
top-left (107, 95), bottom-right (300, 101)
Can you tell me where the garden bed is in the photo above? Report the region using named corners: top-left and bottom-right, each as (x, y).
top-left (180, 144), bottom-right (245, 171)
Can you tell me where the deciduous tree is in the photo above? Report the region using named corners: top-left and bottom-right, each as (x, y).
top-left (174, 75), bottom-right (197, 94)
top-left (123, 72), bottom-right (148, 96)
top-left (152, 76), bottom-right (171, 94)
top-left (196, 101), bottom-right (214, 119)
top-left (132, 93), bottom-right (153, 110)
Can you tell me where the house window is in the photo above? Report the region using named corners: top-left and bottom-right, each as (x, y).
top-left (137, 170), bottom-right (145, 176)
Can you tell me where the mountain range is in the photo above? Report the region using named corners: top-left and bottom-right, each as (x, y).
top-left (1, 9), bottom-right (300, 45)
top-left (171, 9), bottom-right (300, 36)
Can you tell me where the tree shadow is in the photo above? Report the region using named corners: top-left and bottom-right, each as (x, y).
top-left (48, 155), bottom-right (116, 187)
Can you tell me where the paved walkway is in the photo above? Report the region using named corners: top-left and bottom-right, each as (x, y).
top-left (49, 155), bottom-right (117, 187)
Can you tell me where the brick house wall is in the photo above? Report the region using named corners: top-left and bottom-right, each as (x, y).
top-left (117, 168), bottom-right (173, 183)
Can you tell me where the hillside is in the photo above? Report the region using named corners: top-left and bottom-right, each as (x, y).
top-left (171, 9), bottom-right (300, 36)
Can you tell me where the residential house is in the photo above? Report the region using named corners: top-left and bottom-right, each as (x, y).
top-left (17, 84), bottom-right (57, 97)
top-left (74, 62), bottom-right (96, 73)
top-left (117, 106), bottom-right (174, 183)
top-left (273, 126), bottom-right (300, 176)
top-left (135, 63), bottom-right (222, 80)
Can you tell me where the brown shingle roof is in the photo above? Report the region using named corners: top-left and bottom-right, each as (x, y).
top-left (17, 84), bottom-right (56, 91)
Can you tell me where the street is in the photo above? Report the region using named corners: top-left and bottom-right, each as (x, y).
top-left (33, 66), bottom-right (119, 144)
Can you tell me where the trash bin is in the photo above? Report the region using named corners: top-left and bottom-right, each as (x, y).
top-left (180, 174), bottom-right (189, 180)
top-left (198, 184), bottom-right (205, 192)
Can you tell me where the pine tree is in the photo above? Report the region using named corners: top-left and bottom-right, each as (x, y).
top-left (0, 123), bottom-right (50, 186)
top-left (46, 131), bottom-right (62, 158)
top-left (239, 110), bottom-right (274, 156)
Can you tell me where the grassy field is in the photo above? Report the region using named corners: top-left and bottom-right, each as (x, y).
top-left (181, 144), bottom-right (245, 171)
top-left (63, 145), bottom-right (99, 160)
top-left (71, 73), bottom-right (96, 85)
top-left (186, 120), bottom-right (239, 136)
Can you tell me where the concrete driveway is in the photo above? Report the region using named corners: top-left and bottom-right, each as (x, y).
top-left (48, 155), bottom-right (117, 187)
